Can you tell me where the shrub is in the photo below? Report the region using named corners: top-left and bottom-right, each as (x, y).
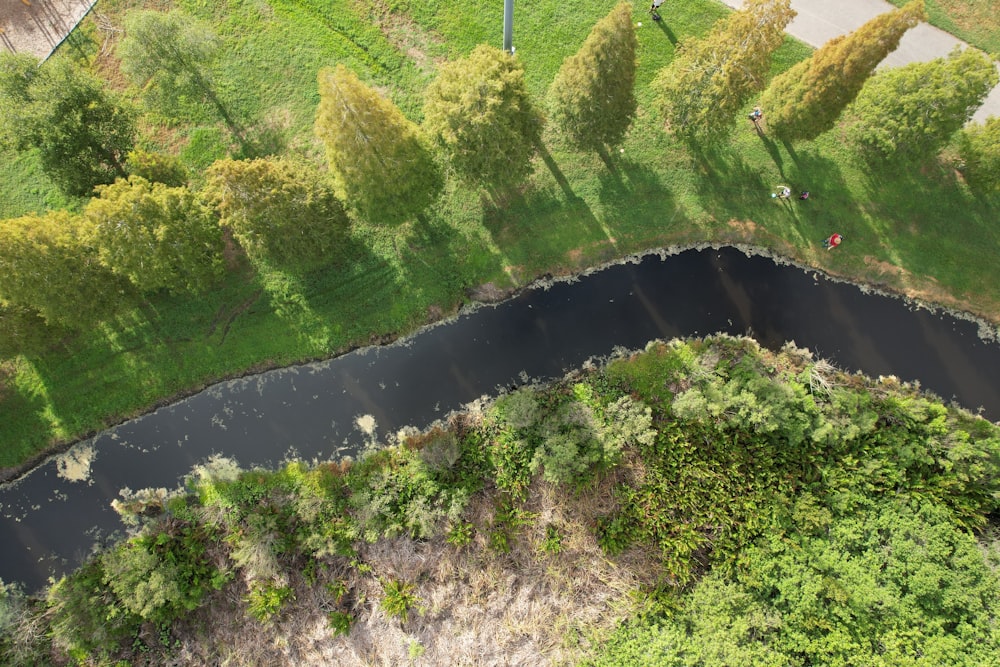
top-left (380, 579), bottom-right (419, 623)
top-left (246, 582), bottom-right (294, 622)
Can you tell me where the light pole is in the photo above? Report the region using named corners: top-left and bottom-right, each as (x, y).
top-left (503, 0), bottom-right (514, 54)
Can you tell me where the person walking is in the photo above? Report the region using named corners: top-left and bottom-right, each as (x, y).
top-left (650, 0), bottom-right (664, 21)
top-left (748, 106), bottom-right (763, 131)
top-left (773, 185), bottom-right (791, 200)
top-left (822, 233), bottom-right (843, 250)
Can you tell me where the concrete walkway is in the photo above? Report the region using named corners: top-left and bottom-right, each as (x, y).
top-left (720, 0), bottom-right (1000, 124)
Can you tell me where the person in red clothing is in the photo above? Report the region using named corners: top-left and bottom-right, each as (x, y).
top-left (823, 233), bottom-right (843, 250)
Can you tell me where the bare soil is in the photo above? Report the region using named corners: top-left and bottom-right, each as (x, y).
top-left (0, 0), bottom-right (95, 60)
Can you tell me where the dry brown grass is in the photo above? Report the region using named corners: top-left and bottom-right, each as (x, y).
top-left (123, 472), bottom-right (661, 666)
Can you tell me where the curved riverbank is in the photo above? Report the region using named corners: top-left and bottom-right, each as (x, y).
top-left (3, 245), bottom-right (1000, 591)
top-left (3, 242), bottom-right (997, 488)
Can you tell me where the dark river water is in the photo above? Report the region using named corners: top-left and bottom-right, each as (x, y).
top-left (2, 246), bottom-right (999, 592)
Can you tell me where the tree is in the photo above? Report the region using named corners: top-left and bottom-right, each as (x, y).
top-left (759, 0), bottom-right (925, 142)
top-left (0, 211), bottom-right (130, 328)
top-left (652, 0), bottom-right (795, 142)
top-left (548, 2), bottom-right (637, 155)
top-left (848, 47), bottom-right (998, 163)
top-left (84, 176), bottom-right (225, 294)
top-left (0, 55), bottom-right (135, 196)
top-left (0, 301), bottom-right (71, 359)
top-left (957, 116), bottom-right (1000, 194)
top-left (126, 149), bottom-right (189, 187)
top-left (205, 157), bottom-right (351, 267)
top-left (116, 9), bottom-right (232, 130)
top-left (315, 65), bottom-right (442, 225)
top-left (423, 44), bottom-right (544, 191)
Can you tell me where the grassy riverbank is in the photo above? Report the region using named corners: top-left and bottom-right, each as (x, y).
top-left (1, 0), bottom-right (999, 471)
top-left (4, 337), bottom-right (999, 665)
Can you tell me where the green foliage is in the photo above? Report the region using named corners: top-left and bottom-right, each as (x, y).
top-left (327, 610), bottom-right (354, 636)
top-left (126, 149), bottom-right (189, 187)
top-left (117, 9), bottom-right (224, 125)
top-left (653, 0), bottom-right (795, 142)
top-left (315, 64), bottom-right (442, 225)
top-left (46, 560), bottom-right (139, 659)
top-left (101, 520), bottom-right (226, 624)
top-left (957, 115), bottom-right (1000, 194)
top-left (0, 301), bottom-right (70, 359)
top-left (591, 500), bottom-right (1000, 666)
top-left (0, 54), bottom-right (135, 196)
top-left (422, 44), bottom-right (543, 192)
top-left (349, 445), bottom-right (469, 541)
top-left (0, 211), bottom-right (131, 328)
top-left (85, 176), bottom-right (225, 294)
top-left (380, 578), bottom-right (419, 623)
top-left (204, 157), bottom-right (351, 268)
top-left (760, 0), bottom-right (926, 141)
top-left (245, 582), bottom-right (294, 622)
top-left (548, 2), bottom-right (637, 153)
top-left (0, 581), bottom-right (51, 667)
top-left (848, 47), bottom-right (998, 164)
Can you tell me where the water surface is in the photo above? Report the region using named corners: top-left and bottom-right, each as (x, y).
top-left (2, 247), bottom-right (998, 591)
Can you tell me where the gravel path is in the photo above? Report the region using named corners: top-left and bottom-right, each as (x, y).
top-left (719, 0), bottom-right (1000, 124)
top-left (0, 0), bottom-right (96, 61)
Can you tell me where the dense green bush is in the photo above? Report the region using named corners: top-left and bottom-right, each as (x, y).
top-left (5, 336), bottom-right (999, 665)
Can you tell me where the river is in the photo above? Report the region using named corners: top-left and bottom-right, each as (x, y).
top-left (2, 246), bottom-right (999, 592)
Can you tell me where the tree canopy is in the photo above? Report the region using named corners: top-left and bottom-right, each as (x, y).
top-left (759, 0), bottom-right (926, 142)
top-left (117, 9), bottom-right (225, 124)
top-left (848, 47), bottom-right (999, 163)
top-left (84, 176), bottom-right (224, 294)
top-left (548, 2), bottom-right (637, 154)
top-left (0, 54), bottom-right (135, 196)
top-left (315, 65), bottom-right (442, 225)
top-left (958, 116), bottom-right (1000, 194)
top-left (653, 0), bottom-right (795, 142)
top-left (423, 44), bottom-right (543, 191)
top-left (0, 211), bottom-right (129, 328)
top-left (205, 157), bottom-right (351, 267)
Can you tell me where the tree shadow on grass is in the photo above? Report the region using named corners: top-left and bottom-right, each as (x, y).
top-left (689, 141), bottom-right (863, 248)
top-left (854, 158), bottom-right (1000, 294)
top-left (0, 373), bottom-right (55, 474)
top-left (481, 183), bottom-right (611, 274)
top-left (596, 158), bottom-right (679, 243)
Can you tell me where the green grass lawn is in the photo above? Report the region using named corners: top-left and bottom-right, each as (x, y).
top-left (1, 0), bottom-right (999, 471)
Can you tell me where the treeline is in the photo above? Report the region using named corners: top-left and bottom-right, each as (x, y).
top-left (2, 0), bottom-right (999, 357)
top-left (2, 335), bottom-right (998, 665)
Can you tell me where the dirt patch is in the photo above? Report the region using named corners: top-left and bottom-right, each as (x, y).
top-left (466, 282), bottom-right (515, 304)
top-left (0, 0), bottom-right (96, 60)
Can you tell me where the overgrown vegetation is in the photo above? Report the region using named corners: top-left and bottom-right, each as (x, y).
top-left (2, 336), bottom-right (998, 665)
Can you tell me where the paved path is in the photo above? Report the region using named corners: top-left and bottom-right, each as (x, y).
top-left (720, 0), bottom-right (1000, 124)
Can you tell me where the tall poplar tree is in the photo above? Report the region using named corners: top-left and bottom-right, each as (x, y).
top-left (848, 47), bottom-right (998, 163)
top-left (0, 212), bottom-right (129, 328)
top-left (653, 0), bottom-right (795, 142)
top-left (958, 116), bottom-right (1000, 194)
top-left (205, 157), bottom-right (351, 267)
top-left (423, 44), bottom-right (543, 191)
top-left (759, 0), bottom-right (925, 142)
top-left (548, 2), bottom-right (637, 155)
top-left (315, 65), bottom-right (442, 225)
top-left (85, 176), bottom-right (225, 294)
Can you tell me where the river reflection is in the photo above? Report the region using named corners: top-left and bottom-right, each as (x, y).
top-left (2, 246), bottom-right (999, 591)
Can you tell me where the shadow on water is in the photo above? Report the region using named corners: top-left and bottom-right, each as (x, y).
top-left (3, 248), bottom-right (1000, 592)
